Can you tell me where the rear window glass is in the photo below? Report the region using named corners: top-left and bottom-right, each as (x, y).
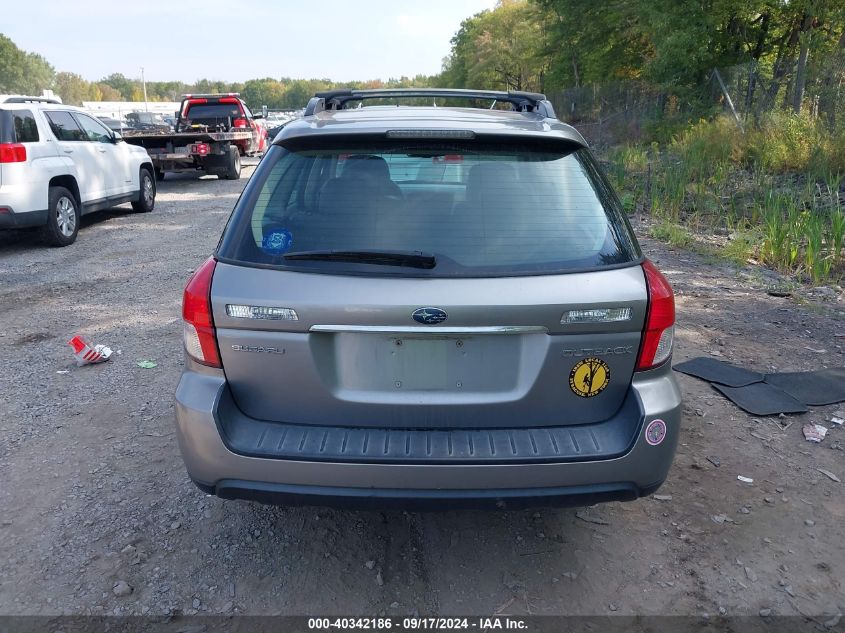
top-left (217, 141), bottom-right (639, 277)
top-left (0, 109), bottom-right (39, 143)
top-left (14, 110), bottom-right (39, 142)
top-left (184, 104), bottom-right (242, 122)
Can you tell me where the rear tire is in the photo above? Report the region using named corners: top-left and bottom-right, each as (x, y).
top-left (131, 167), bottom-right (156, 213)
top-left (154, 167), bottom-right (165, 182)
top-left (221, 145), bottom-right (241, 180)
top-left (41, 186), bottom-right (80, 247)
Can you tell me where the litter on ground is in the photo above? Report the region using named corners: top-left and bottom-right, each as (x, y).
top-left (817, 468), bottom-right (841, 483)
top-left (802, 423), bottom-right (828, 443)
top-left (68, 335), bottom-right (112, 366)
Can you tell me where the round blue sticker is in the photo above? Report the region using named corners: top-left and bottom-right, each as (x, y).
top-left (262, 228), bottom-right (293, 255)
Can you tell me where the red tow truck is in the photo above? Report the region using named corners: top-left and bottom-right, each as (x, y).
top-left (121, 94), bottom-right (267, 181)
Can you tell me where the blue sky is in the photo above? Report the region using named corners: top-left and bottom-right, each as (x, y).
top-left (5, 0), bottom-right (498, 83)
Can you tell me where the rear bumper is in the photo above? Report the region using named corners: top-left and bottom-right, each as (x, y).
top-left (175, 363), bottom-right (682, 509)
top-left (0, 187), bottom-right (48, 229)
top-left (198, 479), bottom-right (663, 510)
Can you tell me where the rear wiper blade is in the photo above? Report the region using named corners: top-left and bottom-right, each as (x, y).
top-left (283, 249), bottom-right (436, 269)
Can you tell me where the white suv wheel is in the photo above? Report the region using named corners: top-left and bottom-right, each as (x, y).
top-left (56, 195), bottom-right (77, 237)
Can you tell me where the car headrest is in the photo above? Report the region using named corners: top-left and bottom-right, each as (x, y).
top-left (342, 155), bottom-right (392, 182)
top-left (465, 162), bottom-right (520, 202)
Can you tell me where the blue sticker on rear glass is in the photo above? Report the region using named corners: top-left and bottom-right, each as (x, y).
top-left (262, 228), bottom-right (293, 255)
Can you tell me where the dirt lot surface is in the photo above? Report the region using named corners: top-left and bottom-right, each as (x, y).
top-left (0, 164), bottom-right (843, 621)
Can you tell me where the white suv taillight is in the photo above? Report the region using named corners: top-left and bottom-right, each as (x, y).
top-left (182, 257), bottom-right (221, 367)
top-left (0, 143), bottom-right (26, 163)
top-left (636, 259), bottom-right (675, 371)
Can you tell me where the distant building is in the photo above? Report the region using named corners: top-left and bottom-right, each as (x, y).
top-left (82, 101), bottom-right (181, 120)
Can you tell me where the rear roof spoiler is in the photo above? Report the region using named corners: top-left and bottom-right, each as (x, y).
top-left (305, 88), bottom-right (557, 119)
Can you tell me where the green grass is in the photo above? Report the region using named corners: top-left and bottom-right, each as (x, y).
top-left (650, 221), bottom-right (694, 248)
top-left (604, 112), bottom-right (845, 285)
top-left (722, 230), bottom-right (760, 265)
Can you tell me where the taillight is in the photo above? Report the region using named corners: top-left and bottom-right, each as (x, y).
top-left (636, 259), bottom-right (675, 371)
top-left (233, 118), bottom-right (248, 128)
top-left (0, 143), bottom-right (26, 163)
top-left (182, 257), bottom-right (221, 367)
top-left (190, 143), bottom-right (210, 155)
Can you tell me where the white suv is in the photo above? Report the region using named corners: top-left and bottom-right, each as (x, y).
top-left (0, 96), bottom-right (156, 246)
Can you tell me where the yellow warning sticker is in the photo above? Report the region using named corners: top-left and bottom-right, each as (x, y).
top-left (569, 357), bottom-right (610, 398)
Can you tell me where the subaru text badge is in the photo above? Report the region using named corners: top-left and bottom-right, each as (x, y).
top-left (412, 307), bottom-right (448, 325)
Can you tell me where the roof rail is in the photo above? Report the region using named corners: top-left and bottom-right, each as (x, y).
top-left (304, 88), bottom-right (556, 119)
top-left (1, 95), bottom-right (62, 104)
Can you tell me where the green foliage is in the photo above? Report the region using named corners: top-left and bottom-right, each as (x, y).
top-left (604, 145), bottom-right (649, 190)
top-left (532, 0), bottom-right (845, 109)
top-left (722, 230), bottom-right (760, 265)
top-left (606, 110), bottom-right (845, 285)
top-left (99, 73), bottom-right (136, 100)
top-left (440, 0), bottom-right (551, 91)
top-left (0, 33), bottom-right (54, 94)
top-left (535, 0), bottom-right (653, 85)
top-left (650, 221), bottom-right (694, 248)
top-left (757, 197), bottom-right (842, 284)
top-left (671, 117), bottom-right (745, 178)
top-left (746, 111), bottom-right (827, 172)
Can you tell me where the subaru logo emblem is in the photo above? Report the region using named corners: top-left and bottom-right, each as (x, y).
top-left (412, 307), bottom-right (448, 325)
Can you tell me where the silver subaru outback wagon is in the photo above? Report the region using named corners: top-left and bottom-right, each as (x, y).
top-left (175, 89), bottom-right (681, 509)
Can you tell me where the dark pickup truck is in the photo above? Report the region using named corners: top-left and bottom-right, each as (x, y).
top-left (121, 94), bottom-right (267, 180)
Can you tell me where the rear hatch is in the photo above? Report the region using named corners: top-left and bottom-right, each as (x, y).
top-left (212, 137), bottom-right (646, 429)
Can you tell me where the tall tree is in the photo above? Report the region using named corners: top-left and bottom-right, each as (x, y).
top-left (0, 34), bottom-right (54, 94)
top-left (53, 72), bottom-right (92, 105)
top-left (100, 73), bottom-right (136, 100)
top-left (440, 1), bottom-right (551, 92)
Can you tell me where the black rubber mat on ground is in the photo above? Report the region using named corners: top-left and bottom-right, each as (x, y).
top-left (711, 382), bottom-right (809, 415)
top-left (764, 367), bottom-right (845, 406)
top-left (673, 357), bottom-right (764, 387)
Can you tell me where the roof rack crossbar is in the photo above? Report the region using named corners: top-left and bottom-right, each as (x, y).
top-left (304, 88), bottom-right (556, 119)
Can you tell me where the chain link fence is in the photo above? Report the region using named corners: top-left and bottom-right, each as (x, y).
top-left (547, 54), bottom-right (845, 146)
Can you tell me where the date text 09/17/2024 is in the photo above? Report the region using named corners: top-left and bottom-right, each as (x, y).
top-left (307, 617), bottom-right (528, 630)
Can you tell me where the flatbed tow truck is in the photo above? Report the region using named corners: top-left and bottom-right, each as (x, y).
top-left (121, 93), bottom-right (266, 180)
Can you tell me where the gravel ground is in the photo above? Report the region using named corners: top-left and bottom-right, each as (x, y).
top-left (0, 164), bottom-right (843, 621)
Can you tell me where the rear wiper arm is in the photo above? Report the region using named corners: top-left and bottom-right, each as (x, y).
top-left (283, 249), bottom-right (436, 269)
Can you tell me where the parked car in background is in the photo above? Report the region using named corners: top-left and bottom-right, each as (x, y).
top-left (0, 95), bottom-right (156, 246)
top-left (175, 88), bottom-right (681, 509)
top-left (125, 111), bottom-right (172, 132)
top-left (264, 120), bottom-right (290, 144)
top-left (96, 116), bottom-right (130, 133)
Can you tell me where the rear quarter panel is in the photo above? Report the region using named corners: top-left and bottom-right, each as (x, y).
top-left (2, 110), bottom-right (73, 212)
